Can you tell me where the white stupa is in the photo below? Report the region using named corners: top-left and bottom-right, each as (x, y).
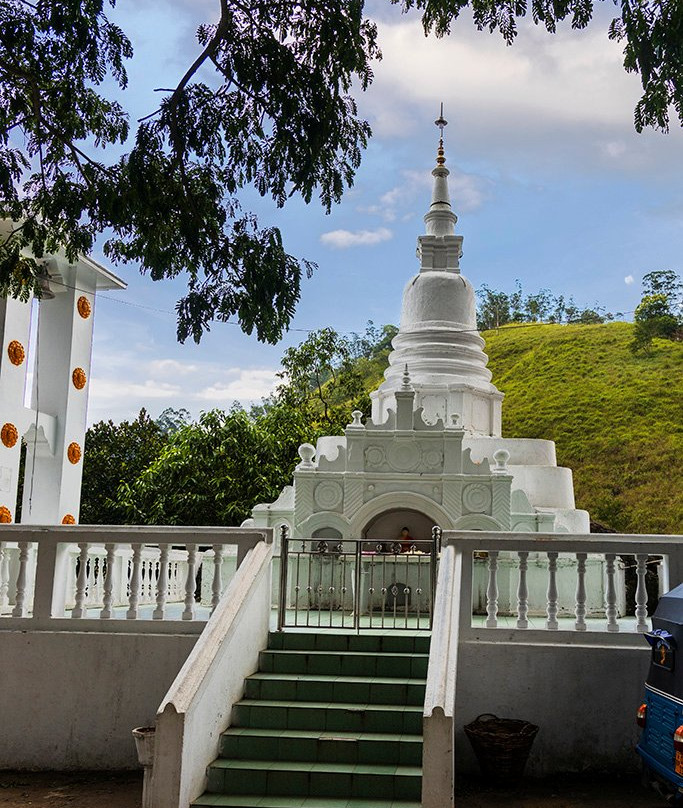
top-left (247, 112), bottom-right (589, 543)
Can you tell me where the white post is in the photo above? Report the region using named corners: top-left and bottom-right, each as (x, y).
top-left (11, 541), bottom-right (31, 617)
top-left (71, 542), bottom-right (90, 618)
top-left (635, 554), bottom-right (649, 633)
top-left (485, 551), bottom-right (499, 629)
top-left (605, 553), bottom-right (619, 633)
top-left (575, 552), bottom-right (587, 631)
top-left (546, 551), bottom-right (558, 630)
top-left (153, 544), bottom-right (170, 620)
top-left (0, 542), bottom-right (10, 608)
top-left (100, 543), bottom-right (117, 619)
top-left (516, 550), bottom-right (529, 629)
top-left (127, 543), bottom-right (143, 619)
top-left (211, 544), bottom-right (224, 614)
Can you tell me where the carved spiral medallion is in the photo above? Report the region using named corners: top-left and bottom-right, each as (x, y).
top-left (314, 481), bottom-right (343, 510)
top-left (423, 449), bottom-right (444, 469)
top-left (364, 446), bottom-right (384, 467)
top-left (386, 441), bottom-right (420, 472)
top-left (1, 423), bottom-right (18, 449)
top-left (7, 340), bottom-right (25, 366)
top-left (72, 367), bottom-right (87, 390)
top-left (67, 442), bottom-right (82, 464)
top-left (462, 483), bottom-right (492, 514)
top-left (77, 296), bottom-right (91, 319)
top-left (62, 513), bottom-right (76, 525)
top-left (0, 506), bottom-right (11, 523)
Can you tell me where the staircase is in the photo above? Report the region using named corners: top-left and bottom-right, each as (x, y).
top-left (192, 631), bottom-right (430, 808)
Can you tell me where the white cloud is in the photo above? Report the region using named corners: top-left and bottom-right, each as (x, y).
top-left (603, 141), bottom-right (627, 159)
top-left (196, 369), bottom-right (280, 402)
top-left (320, 227), bottom-right (393, 249)
top-left (148, 358), bottom-right (199, 376)
top-left (624, 275), bottom-right (635, 285)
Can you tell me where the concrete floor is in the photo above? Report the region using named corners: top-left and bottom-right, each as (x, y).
top-left (0, 771), bottom-right (668, 807)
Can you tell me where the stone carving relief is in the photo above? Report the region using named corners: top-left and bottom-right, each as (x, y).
top-left (364, 446), bottom-right (385, 467)
top-left (314, 481), bottom-right (343, 511)
top-left (422, 448), bottom-right (443, 470)
top-left (386, 441), bottom-right (420, 472)
top-left (462, 482), bottom-right (492, 514)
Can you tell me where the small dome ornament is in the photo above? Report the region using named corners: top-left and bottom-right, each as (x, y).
top-left (62, 513), bottom-right (76, 525)
top-left (1, 423), bottom-right (18, 449)
top-left (72, 367), bottom-right (87, 390)
top-left (67, 442), bottom-right (82, 464)
top-left (7, 340), bottom-right (25, 366)
top-left (77, 296), bottom-right (91, 319)
top-left (435, 102), bottom-right (448, 167)
top-left (0, 506), bottom-right (11, 523)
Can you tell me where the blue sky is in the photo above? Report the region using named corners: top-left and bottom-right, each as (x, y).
top-left (83, 0), bottom-right (683, 424)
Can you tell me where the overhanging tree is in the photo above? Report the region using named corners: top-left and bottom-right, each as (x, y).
top-left (2, 0), bottom-right (682, 342)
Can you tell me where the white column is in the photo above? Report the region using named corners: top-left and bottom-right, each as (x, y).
top-left (0, 295), bottom-right (33, 524)
top-left (22, 265), bottom-right (96, 525)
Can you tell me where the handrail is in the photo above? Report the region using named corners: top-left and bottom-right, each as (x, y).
top-left (151, 535), bottom-right (274, 808)
top-left (422, 542), bottom-right (461, 808)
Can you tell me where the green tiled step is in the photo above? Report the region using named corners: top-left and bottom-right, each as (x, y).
top-left (206, 759), bottom-right (422, 801)
top-left (220, 728), bottom-right (422, 766)
top-left (259, 650), bottom-right (428, 678)
top-left (244, 673), bottom-right (425, 706)
top-left (268, 632), bottom-right (430, 655)
top-left (193, 795), bottom-right (420, 807)
top-left (232, 699), bottom-right (423, 734)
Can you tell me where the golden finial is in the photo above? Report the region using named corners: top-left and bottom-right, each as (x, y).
top-left (435, 102), bottom-right (448, 166)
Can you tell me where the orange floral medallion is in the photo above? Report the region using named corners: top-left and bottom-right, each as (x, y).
top-left (1, 423), bottom-right (18, 449)
top-left (67, 442), bottom-right (82, 464)
top-left (7, 340), bottom-right (25, 366)
top-left (72, 367), bottom-right (87, 390)
top-left (62, 513), bottom-right (76, 525)
top-left (77, 296), bottom-right (91, 319)
top-left (0, 506), bottom-right (12, 523)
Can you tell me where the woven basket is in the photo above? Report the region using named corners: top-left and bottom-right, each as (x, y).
top-left (464, 713), bottom-right (539, 782)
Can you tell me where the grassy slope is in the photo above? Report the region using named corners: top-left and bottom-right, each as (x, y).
top-left (481, 322), bottom-right (683, 534)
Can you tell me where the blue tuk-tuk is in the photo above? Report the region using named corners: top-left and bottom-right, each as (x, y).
top-left (636, 583), bottom-right (683, 803)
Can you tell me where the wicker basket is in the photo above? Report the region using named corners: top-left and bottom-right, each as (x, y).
top-left (464, 713), bottom-right (539, 782)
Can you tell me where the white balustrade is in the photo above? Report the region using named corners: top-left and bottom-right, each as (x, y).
top-left (575, 552), bottom-right (587, 631)
top-left (0, 542), bottom-right (10, 609)
top-left (100, 543), bottom-right (117, 619)
top-left (11, 541), bottom-right (31, 618)
top-left (211, 544), bottom-right (225, 614)
top-left (153, 545), bottom-right (170, 620)
top-left (182, 545), bottom-right (198, 621)
top-left (516, 550), bottom-right (529, 629)
top-left (545, 551), bottom-right (559, 630)
top-left (485, 551), bottom-right (499, 628)
top-left (605, 553), bottom-right (619, 633)
top-left (635, 553), bottom-right (649, 633)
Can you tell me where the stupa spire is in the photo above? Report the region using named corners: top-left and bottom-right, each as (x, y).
top-left (424, 103), bottom-right (457, 237)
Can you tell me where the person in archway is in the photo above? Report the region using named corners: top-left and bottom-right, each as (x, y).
top-left (398, 526), bottom-right (415, 553)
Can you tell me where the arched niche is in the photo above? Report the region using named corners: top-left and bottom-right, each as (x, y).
top-left (312, 527), bottom-right (343, 539)
top-left (296, 511), bottom-right (351, 539)
top-left (362, 508), bottom-right (435, 544)
top-left (349, 491), bottom-right (452, 538)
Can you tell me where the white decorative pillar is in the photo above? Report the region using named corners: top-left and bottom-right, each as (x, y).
top-left (21, 264), bottom-right (96, 525)
top-left (0, 294), bottom-right (33, 523)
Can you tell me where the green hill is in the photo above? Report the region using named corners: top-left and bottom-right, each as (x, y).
top-left (481, 321), bottom-right (683, 534)
top-left (360, 321), bottom-right (682, 534)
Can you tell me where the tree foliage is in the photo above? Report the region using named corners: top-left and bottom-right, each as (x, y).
top-left (2, 0), bottom-right (683, 341)
top-left (476, 281), bottom-right (613, 330)
top-left (80, 408), bottom-right (167, 524)
top-left (630, 269), bottom-right (683, 353)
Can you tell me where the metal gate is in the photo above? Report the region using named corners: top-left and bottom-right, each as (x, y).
top-left (277, 526), bottom-right (440, 631)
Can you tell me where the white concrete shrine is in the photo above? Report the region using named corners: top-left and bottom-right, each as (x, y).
top-left (0, 224), bottom-right (126, 525)
top-left (247, 117), bottom-right (589, 545)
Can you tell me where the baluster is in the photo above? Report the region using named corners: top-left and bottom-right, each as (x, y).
top-left (11, 542), bottom-right (31, 617)
top-left (71, 543), bottom-right (90, 618)
top-left (127, 544), bottom-right (143, 619)
top-left (0, 543), bottom-right (10, 609)
top-left (575, 552), bottom-right (587, 631)
top-left (100, 544), bottom-right (117, 619)
top-left (182, 545), bottom-right (198, 621)
top-left (211, 544), bottom-right (224, 614)
top-left (486, 551), bottom-right (499, 628)
top-left (635, 554), bottom-right (649, 633)
top-left (171, 562), bottom-right (179, 599)
top-left (546, 551), bottom-right (559, 630)
top-left (89, 556), bottom-right (100, 605)
top-left (516, 551), bottom-right (529, 629)
top-left (153, 544), bottom-right (170, 620)
top-left (605, 553), bottom-right (619, 632)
